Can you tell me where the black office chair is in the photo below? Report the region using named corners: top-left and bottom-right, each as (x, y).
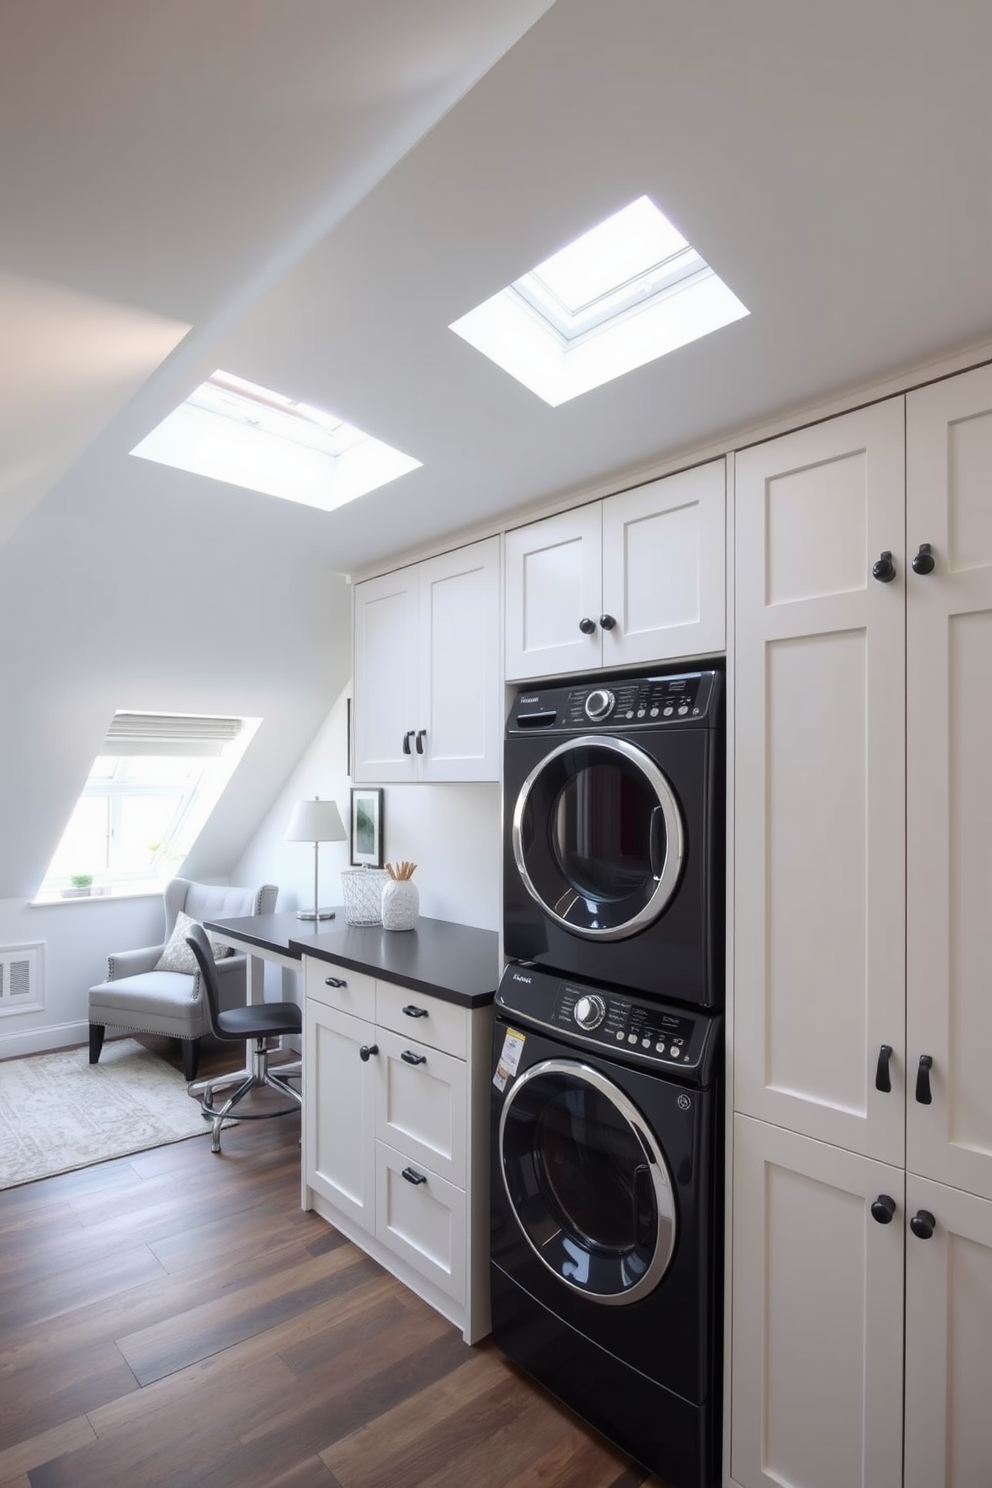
top-left (185, 923), bottom-right (302, 1153)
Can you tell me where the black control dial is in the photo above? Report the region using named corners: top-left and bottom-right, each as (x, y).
top-left (574, 994), bottom-right (606, 1031)
top-left (584, 689), bottom-right (615, 722)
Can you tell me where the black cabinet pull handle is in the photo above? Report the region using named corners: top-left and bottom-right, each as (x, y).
top-left (359, 1043), bottom-right (379, 1062)
top-left (875, 1044), bottom-right (893, 1093)
top-left (599, 614), bottom-right (616, 631)
top-left (415, 729), bottom-right (426, 755)
top-left (916, 1054), bottom-right (933, 1105)
top-left (912, 542), bottom-right (936, 575)
top-left (578, 617), bottom-right (597, 635)
top-left (324, 977), bottom-right (347, 988)
top-left (402, 1004), bottom-right (429, 1018)
top-left (872, 550), bottom-right (896, 583)
top-left (910, 1209), bottom-right (936, 1240)
top-left (401, 1166), bottom-right (427, 1186)
top-left (402, 730), bottom-right (414, 755)
top-left (401, 1050), bottom-right (427, 1065)
top-left (871, 1194), bottom-right (896, 1225)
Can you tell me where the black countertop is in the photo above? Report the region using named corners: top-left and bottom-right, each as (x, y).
top-left (204, 910), bottom-right (499, 1009)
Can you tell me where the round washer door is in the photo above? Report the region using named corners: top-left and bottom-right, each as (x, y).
top-left (499, 1057), bottom-right (677, 1305)
top-left (511, 734), bottom-right (684, 940)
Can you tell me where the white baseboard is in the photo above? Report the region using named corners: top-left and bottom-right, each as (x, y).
top-left (0, 1019), bottom-right (116, 1060)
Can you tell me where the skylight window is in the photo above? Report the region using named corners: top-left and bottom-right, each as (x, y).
top-left (449, 196), bottom-right (749, 406)
top-left (131, 371), bottom-right (420, 511)
top-left (36, 712), bottom-right (259, 902)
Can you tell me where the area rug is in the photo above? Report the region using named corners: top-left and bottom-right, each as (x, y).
top-left (0, 1039), bottom-right (216, 1189)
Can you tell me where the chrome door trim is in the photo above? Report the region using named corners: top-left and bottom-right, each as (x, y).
top-left (499, 1057), bottom-right (677, 1305)
top-left (511, 734), bottom-right (684, 940)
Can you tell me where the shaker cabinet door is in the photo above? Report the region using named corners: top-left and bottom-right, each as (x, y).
top-left (601, 459), bottom-right (725, 666)
top-left (906, 364), bottom-right (992, 1203)
top-left (734, 399), bottom-right (906, 1165)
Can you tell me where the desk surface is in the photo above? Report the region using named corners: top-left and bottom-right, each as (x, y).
top-left (204, 911), bottom-right (499, 1008)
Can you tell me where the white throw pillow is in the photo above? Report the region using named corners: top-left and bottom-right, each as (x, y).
top-left (154, 910), bottom-right (235, 974)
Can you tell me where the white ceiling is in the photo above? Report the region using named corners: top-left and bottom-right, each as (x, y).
top-left (4, 0), bottom-right (992, 574)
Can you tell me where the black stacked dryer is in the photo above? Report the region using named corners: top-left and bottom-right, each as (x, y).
top-left (493, 668), bottom-right (726, 1488)
top-left (502, 668), bottom-right (724, 1006)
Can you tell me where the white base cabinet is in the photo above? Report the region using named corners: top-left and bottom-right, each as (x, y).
top-left (504, 459), bottom-right (725, 680)
top-left (303, 956), bottom-right (492, 1343)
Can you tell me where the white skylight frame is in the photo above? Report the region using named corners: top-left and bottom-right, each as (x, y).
top-left (449, 196), bottom-right (749, 406)
top-left (131, 371), bottom-right (421, 512)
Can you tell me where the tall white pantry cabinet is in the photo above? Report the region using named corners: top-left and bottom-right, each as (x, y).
top-left (730, 364), bottom-right (992, 1488)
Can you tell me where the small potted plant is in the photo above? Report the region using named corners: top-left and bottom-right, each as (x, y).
top-left (62, 873), bottom-right (94, 898)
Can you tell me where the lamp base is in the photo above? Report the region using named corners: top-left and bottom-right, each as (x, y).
top-left (295, 908), bottom-right (336, 921)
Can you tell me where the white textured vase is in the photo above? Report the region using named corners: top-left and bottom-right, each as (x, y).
top-left (381, 878), bottom-right (419, 931)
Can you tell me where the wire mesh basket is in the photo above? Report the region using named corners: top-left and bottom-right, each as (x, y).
top-left (340, 867), bottom-right (389, 926)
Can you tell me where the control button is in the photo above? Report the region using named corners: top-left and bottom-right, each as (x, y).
top-left (584, 689), bottom-right (616, 723)
top-left (636, 708), bottom-right (646, 718)
top-left (641, 1038), bottom-right (651, 1048)
top-left (617, 1032), bottom-right (625, 1041)
top-left (625, 710), bottom-right (634, 719)
top-left (627, 1034), bottom-right (638, 1044)
top-left (670, 1046), bottom-right (679, 1057)
top-left (663, 706), bottom-right (673, 716)
top-left (655, 1041), bottom-right (666, 1053)
top-left (574, 994), bottom-right (606, 1031)
top-left (678, 705), bottom-right (689, 716)
top-left (650, 707), bottom-right (659, 718)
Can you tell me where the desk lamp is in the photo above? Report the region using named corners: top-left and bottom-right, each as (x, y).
top-left (284, 796), bottom-right (347, 920)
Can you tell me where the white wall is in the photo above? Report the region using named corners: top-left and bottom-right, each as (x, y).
top-left (232, 681), bottom-right (501, 999)
top-left (0, 892), bottom-right (164, 1058)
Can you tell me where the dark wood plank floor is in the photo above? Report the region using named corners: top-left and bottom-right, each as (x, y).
top-left (0, 1038), bottom-right (663, 1488)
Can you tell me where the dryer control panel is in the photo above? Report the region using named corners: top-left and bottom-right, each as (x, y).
top-left (497, 964), bottom-right (721, 1084)
top-left (507, 668), bottom-right (721, 733)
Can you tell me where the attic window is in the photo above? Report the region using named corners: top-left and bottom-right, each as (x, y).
top-left (130, 371), bottom-right (421, 511)
top-left (449, 195), bottom-right (749, 406)
top-left (35, 712), bottom-right (260, 903)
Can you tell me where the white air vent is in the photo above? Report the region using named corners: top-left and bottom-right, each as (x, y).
top-left (0, 943), bottom-right (44, 1016)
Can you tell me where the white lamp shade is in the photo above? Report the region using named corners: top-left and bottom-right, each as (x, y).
top-left (284, 797), bottom-right (347, 843)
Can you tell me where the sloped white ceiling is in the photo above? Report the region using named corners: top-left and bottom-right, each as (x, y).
top-left (2, 0), bottom-right (992, 895)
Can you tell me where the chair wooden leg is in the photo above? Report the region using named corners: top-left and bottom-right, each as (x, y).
top-left (89, 1024), bottom-right (105, 1064)
top-left (182, 1038), bottom-right (200, 1083)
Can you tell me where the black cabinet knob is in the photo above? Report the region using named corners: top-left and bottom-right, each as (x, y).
top-left (910, 1209), bottom-right (936, 1240)
top-left (872, 550), bottom-right (897, 583)
top-left (578, 617), bottom-right (597, 634)
top-left (402, 730), bottom-right (414, 755)
top-left (401, 1166), bottom-right (427, 1186)
top-left (400, 1049), bottom-right (427, 1065)
top-left (875, 1044), bottom-right (893, 1093)
top-left (871, 1194), bottom-right (897, 1225)
top-left (599, 613), bottom-right (616, 631)
top-left (415, 728), bottom-right (426, 755)
top-left (916, 1054), bottom-right (933, 1105)
top-left (402, 1004), bottom-right (429, 1019)
top-left (324, 977), bottom-right (347, 988)
top-left (359, 1043), bottom-right (379, 1062)
top-left (912, 542), bottom-right (936, 575)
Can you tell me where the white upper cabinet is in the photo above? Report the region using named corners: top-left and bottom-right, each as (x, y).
top-left (734, 399), bottom-right (907, 1165)
top-left (504, 459), bottom-right (726, 680)
top-left (905, 365), bottom-right (992, 1204)
top-left (353, 536), bottom-right (501, 784)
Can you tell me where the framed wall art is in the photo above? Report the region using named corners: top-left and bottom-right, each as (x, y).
top-left (349, 787), bottom-right (383, 867)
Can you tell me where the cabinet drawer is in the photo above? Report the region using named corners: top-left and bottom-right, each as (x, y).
top-left (305, 958), bottom-right (377, 1017)
top-left (374, 1141), bottom-right (466, 1305)
top-left (375, 1027), bottom-right (467, 1186)
top-left (375, 979), bottom-right (468, 1058)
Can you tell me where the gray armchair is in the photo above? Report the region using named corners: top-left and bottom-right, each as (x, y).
top-left (87, 878), bottom-right (278, 1081)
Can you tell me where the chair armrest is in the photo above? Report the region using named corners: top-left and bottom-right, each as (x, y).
top-left (107, 945), bottom-right (165, 980)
